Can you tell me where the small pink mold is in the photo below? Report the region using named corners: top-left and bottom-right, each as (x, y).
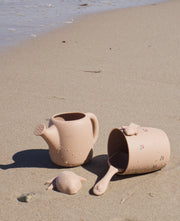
top-left (45, 171), bottom-right (87, 195)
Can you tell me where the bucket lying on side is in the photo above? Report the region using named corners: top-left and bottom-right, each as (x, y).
top-left (93, 123), bottom-right (171, 196)
top-left (108, 123), bottom-right (170, 174)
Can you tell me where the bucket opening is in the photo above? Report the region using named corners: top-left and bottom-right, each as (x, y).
top-left (108, 129), bottom-right (129, 172)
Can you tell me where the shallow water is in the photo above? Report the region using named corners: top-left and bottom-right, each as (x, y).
top-left (0, 0), bottom-right (169, 50)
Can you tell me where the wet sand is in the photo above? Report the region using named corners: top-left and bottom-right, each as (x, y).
top-left (0, 0), bottom-right (179, 220)
top-left (0, 0), bottom-right (167, 50)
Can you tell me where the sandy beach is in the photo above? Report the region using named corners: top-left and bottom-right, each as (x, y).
top-left (0, 0), bottom-right (179, 220)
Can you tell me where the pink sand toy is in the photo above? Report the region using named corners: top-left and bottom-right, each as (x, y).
top-left (45, 171), bottom-right (87, 195)
top-left (34, 112), bottom-right (99, 167)
top-left (93, 123), bottom-right (170, 195)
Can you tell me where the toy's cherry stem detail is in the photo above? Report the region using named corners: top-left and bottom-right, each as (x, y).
top-left (93, 165), bottom-right (118, 196)
top-left (86, 112), bottom-right (99, 144)
top-left (44, 177), bottom-right (56, 190)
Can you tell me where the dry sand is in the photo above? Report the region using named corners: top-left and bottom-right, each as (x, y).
top-left (0, 0), bottom-right (179, 220)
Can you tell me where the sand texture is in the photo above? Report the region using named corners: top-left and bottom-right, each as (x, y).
top-left (0, 0), bottom-right (179, 220)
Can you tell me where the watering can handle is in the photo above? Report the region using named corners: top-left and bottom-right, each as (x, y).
top-left (86, 112), bottom-right (99, 144)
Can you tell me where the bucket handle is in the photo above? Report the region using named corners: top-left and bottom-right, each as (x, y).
top-left (121, 123), bottom-right (140, 136)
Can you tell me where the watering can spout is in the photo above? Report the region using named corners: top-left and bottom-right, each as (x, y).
top-left (34, 123), bottom-right (61, 163)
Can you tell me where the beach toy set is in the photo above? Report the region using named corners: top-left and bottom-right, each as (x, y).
top-left (34, 112), bottom-right (170, 195)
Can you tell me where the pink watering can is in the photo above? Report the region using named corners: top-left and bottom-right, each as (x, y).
top-left (34, 112), bottom-right (99, 167)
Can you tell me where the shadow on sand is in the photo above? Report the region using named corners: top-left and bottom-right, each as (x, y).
top-left (0, 149), bottom-right (60, 170)
top-left (82, 154), bottom-right (152, 195)
top-left (0, 149), bottom-right (151, 195)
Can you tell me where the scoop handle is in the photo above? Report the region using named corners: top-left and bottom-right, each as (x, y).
top-left (93, 165), bottom-right (118, 196)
